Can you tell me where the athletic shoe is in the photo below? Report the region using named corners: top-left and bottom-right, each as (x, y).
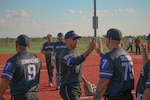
top-left (56, 86), bottom-right (60, 90)
top-left (49, 83), bottom-right (53, 87)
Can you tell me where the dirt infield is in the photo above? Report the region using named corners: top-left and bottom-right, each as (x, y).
top-left (0, 53), bottom-right (142, 100)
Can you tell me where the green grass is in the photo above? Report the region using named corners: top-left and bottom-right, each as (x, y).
top-left (0, 37), bottom-right (98, 54)
top-left (1, 37), bottom-right (145, 54)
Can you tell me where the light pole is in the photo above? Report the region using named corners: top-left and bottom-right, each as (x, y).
top-left (93, 0), bottom-right (98, 42)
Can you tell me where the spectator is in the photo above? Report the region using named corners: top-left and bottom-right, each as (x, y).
top-left (0, 34), bottom-right (42, 100)
top-left (41, 34), bottom-right (55, 86)
top-left (94, 28), bottom-right (134, 100)
top-left (126, 36), bottom-right (133, 52)
top-left (54, 32), bottom-right (66, 90)
top-left (136, 33), bottom-right (150, 100)
top-left (59, 30), bottom-right (95, 100)
top-left (135, 37), bottom-right (141, 55)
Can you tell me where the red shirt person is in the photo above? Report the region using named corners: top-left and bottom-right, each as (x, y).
top-left (135, 37), bottom-right (141, 54)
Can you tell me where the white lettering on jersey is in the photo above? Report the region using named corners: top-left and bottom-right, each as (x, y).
top-left (21, 58), bottom-right (39, 64)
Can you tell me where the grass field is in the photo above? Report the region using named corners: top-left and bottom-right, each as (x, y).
top-left (0, 37), bottom-right (109, 54)
top-left (0, 36), bottom-right (146, 54)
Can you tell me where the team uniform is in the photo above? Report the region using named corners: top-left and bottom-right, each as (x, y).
top-left (99, 47), bottom-right (134, 100)
top-left (136, 61), bottom-right (150, 100)
top-left (41, 41), bottom-right (55, 84)
top-left (54, 41), bottom-right (66, 87)
top-left (59, 48), bottom-right (85, 100)
top-left (1, 51), bottom-right (41, 100)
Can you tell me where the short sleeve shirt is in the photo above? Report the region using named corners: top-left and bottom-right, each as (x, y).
top-left (99, 48), bottom-right (134, 94)
top-left (136, 61), bottom-right (150, 100)
top-left (1, 51), bottom-right (41, 95)
top-left (41, 42), bottom-right (55, 58)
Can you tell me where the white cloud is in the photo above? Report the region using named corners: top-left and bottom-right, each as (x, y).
top-left (68, 9), bottom-right (76, 14)
top-left (67, 9), bottom-right (83, 14)
top-left (5, 10), bottom-right (29, 19)
top-left (114, 8), bottom-right (135, 13)
top-left (77, 11), bottom-right (82, 14)
top-left (97, 10), bottom-right (114, 17)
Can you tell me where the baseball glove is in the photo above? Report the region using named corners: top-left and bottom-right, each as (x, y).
top-left (84, 81), bottom-right (96, 96)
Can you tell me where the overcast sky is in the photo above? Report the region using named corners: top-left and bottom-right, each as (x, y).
top-left (0, 0), bottom-right (150, 38)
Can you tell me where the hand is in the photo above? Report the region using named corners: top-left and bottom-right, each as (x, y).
top-left (141, 42), bottom-right (147, 53)
top-left (95, 38), bottom-right (103, 54)
top-left (88, 37), bottom-right (96, 52)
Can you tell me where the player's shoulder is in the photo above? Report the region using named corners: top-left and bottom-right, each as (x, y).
top-left (7, 53), bottom-right (18, 63)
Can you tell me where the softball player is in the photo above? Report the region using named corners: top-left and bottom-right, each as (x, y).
top-left (0, 35), bottom-right (41, 100)
top-left (59, 30), bottom-right (95, 100)
top-left (94, 28), bottom-right (134, 100)
top-left (41, 34), bottom-right (55, 86)
top-left (54, 32), bottom-right (66, 90)
top-left (136, 34), bottom-right (150, 100)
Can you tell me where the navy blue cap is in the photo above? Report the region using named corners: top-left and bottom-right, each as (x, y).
top-left (146, 33), bottom-right (150, 40)
top-left (16, 34), bottom-right (30, 46)
top-left (57, 32), bottom-right (63, 37)
top-left (65, 30), bottom-right (81, 39)
top-left (47, 34), bottom-right (52, 38)
top-left (104, 28), bottom-right (122, 41)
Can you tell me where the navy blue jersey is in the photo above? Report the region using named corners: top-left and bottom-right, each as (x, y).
top-left (136, 61), bottom-right (150, 100)
top-left (1, 51), bottom-right (41, 96)
top-left (41, 41), bottom-right (55, 58)
top-left (59, 48), bottom-right (85, 85)
top-left (54, 41), bottom-right (66, 58)
top-left (99, 48), bottom-right (134, 95)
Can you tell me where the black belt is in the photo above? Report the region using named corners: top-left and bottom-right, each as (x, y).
top-left (105, 90), bottom-right (131, 97)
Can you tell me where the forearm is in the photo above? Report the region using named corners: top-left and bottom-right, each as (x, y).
top-left (0, 78), bottom-right (10, 97)
top-left (143, 88), bottom-right (150, 100)
top-left (82, 49), bottom-right (93, 58)
top-left (93, 78), bottom-right (109, 100)
top-left (142, 50), bottom-right (148, 66)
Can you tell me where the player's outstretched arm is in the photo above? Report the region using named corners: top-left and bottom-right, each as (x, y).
top-left (95, 38), bottom-right (104, 54)
top-left (82, 37), bottom-right (95, 58)
top-left (141, 42), bottom-right (149, 66)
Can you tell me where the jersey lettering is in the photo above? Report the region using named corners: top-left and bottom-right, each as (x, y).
top-left (122, 62), bottom-right (134, 81)
top-left (28, 64), bottom-right (36, 80)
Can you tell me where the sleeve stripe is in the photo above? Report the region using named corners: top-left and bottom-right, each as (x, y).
top-left (99, 72), bottom-right (113, 77)
top-left (67, 56), bottom-right (74, 66)
top-left (2, 73), bottom-right (13, 80)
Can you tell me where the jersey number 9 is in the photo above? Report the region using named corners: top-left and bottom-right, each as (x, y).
top-left (28, 64), bottom-right (36, 80)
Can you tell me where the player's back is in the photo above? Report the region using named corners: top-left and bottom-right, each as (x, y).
top-left (9, 51), bottom-right (41, 95)
top-left (105, 47), bottom-right (134, 94)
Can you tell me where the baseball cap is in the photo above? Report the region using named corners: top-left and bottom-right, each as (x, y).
top-left (104, 28), bottom-right (122, 41)
top-left (47, 34), bottom-right (52, 38)
top-left (16, 34), bottom-right (30, 46)
top-left (57, 32), bottom-right (63, 37)
top-left (65, 30), bottom-right (82, 39)
top-left (146, 33), bottom-right (150, 40)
